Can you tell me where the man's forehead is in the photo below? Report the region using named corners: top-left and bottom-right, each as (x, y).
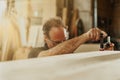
top-left (49, 27), bottom-right (65, 40)
top-left (50, 27), bottom-right (64, 34)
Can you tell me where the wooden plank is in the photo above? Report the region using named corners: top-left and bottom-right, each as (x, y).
top-left (1, 51), bottom-right (120, 80)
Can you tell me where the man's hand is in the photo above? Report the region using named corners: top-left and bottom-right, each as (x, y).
top-left (85, 28), bottom-right (107, 41)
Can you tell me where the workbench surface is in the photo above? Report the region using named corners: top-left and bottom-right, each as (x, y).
top-left (0, 51), bottom-right (120, 80)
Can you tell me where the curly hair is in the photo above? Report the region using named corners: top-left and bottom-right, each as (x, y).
top-left (42, 17), bottom-right (66, 38)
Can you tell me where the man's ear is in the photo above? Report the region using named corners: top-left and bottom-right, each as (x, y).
top-left (44, 35), bottom-right (49, 42)
top-left (44, 35), bottom-right (48, 39)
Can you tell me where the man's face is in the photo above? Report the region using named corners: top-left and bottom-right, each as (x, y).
top-left (45, 26), bottom-right (66, 48)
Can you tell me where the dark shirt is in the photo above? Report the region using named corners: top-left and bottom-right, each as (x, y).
top-left (28, 44), bottom-right (48, 58)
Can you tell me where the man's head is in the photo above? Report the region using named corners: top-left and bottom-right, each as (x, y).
top-left (43, 17), bottom-right (67, 48)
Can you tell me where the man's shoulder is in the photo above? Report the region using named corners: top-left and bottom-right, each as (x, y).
top-left (28, 47), bottom-right (48, 58)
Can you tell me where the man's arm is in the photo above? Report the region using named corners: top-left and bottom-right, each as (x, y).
top-left (38, 33), bottom-right (89, 57)
top-left (38, 28), bottom-right (107, 57)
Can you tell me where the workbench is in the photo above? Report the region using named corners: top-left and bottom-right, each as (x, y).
top-left (0, 51), bottom-right (120, 80)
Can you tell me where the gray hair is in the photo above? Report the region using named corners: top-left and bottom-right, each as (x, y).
top-left (42, 17), bottom-right (65, 38)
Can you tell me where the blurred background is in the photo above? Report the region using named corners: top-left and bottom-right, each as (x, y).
top-left (0, 0), bottom-right (120, 61)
